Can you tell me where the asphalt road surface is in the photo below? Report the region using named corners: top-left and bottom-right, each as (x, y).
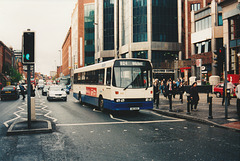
top-left (0, 89), bottom-right (239, 161)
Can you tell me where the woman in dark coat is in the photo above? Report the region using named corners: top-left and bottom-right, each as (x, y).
top-left (189, 82), bottom-right (199, 110)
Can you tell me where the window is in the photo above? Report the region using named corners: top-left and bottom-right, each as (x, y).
top-left (191, 3), bottom-right (200, 11)
top-left (106, 68), bottom-right (111, 86)
top-left (84, 4), bottom-right (95, 66)
top-left (132, 51), bottom-right (148, 59)
top-left (195, 16), bottom-right (211, 32)
top-left (104, 0), bottom-right (114, 50)
top-left (194, 40), bottom-right (211, 54)
top-left (133, 0), bottom-right (147, 42)
top-left (152, 0), bottom-right (178, 42)
top-left (218, 13), bottom-right (223, 26)
top-left (74, 69), bottom-right (105, 85)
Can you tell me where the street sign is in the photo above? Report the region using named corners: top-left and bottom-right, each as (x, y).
top-left (196, 59), bottom-right (202, 67)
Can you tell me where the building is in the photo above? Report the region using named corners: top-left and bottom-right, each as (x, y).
top-left (95, 0), bottom-right (181, 80)
top-left (78, 0), bottom-right (95, 67)
top-left (0, 41), bottom-right (13, 86)
top-left (62, 27), bottom-right (72, 76)
top-left (220, 0), bottom-right (240, 75)
top-left (71, 3), bottom-right (79, 70)
top-left (190, 0), bottom-right (224, 84)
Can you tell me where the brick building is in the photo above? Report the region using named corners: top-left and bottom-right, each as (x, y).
top-left (0, 41), bottom-right (13, 86)
top-left (62, 27), bottom-right (72, 76)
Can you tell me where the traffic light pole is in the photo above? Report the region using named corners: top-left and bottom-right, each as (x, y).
top-left (224, 46), bottom-right (228, 119)
top-left (27, 64), bottom-right (31, 128)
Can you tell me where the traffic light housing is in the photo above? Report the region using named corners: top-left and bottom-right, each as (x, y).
top-left (213, 47), bottom-right (225, 74)
top-left (22, 31), bottom-right (35, 64)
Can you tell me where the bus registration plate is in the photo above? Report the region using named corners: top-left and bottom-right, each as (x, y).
top-left (130, 107), bottom-right (139, 111)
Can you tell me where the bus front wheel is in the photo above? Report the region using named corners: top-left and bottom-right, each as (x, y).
top-left (99, 96), bottom-right (104, 112)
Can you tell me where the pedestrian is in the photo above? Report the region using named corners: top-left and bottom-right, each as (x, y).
top-left (172, 81), bottom-right (177, 99)
top-left (19, 83), bottom-right (26, 100)
top-left (222, 78), bottom-right (234, 106)
top-left (178, 82), bottom-right (184, 103)
top-left (30, 82), bottom-right (35, 97)
top-left (189, 82), bottom-right (199, 110)
top-left (166, 80), bottom-right (173, 106)
top-left (235, 79), bottom-right (240, 117)
top-left (153, 79), bottom-right (160, 108)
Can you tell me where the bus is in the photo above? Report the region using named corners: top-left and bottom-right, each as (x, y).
top-left (73, 58), bottom-right (153, 111)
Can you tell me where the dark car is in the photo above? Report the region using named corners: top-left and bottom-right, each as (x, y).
top-left (1, 85), bottom-right (19, 100)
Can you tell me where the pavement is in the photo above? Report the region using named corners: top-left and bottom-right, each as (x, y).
top-left (153, 93), bottom-right (240, 132)
top-left (7, 119), bottom-right (52, 135)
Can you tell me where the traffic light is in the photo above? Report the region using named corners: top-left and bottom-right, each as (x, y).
top-left (22, 31), bottom-right (35, 64)
top-left (213, 47), bottom-right (225, 74)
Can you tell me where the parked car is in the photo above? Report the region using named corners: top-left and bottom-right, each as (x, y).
top-left (42, 85), bottom-right (50, 96)
top-left (47, 86), bottom-right (67, 101)
top-left (1, 85), bottom-right (19, 100)
top-left (213, 83), bottom-right (236, 98)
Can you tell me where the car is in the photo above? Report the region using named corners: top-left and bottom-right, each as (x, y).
top-left (47, 85), bottom-right (67, 101)
top-left (0, 85), bottom-right (19, 100)
top-left (42, 85), bottom-right (50, 96)
top-left (213, 83), bottom-right (236, 98)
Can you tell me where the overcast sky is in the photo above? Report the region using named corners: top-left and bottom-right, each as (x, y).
top-left (0, 0), bottom-right (77, 75)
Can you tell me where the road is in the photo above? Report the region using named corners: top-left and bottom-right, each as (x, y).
top-left (0, 89), bottom-right (239, 160)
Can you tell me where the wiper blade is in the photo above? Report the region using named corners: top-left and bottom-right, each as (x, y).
top-left (124, 82), bottom-right (132, 90)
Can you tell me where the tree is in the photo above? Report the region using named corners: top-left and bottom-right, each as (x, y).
top-left (9, 67), bottom-right (22, 84)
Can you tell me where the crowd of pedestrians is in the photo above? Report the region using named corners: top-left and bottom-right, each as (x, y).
top-left (153, 78), bottom-right (187, 109)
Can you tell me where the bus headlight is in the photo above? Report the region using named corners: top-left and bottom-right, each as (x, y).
top-left (115, 99), bottom-right (120, 102)
top-left (115, 99), bottom-right (125, 102)
top-left (145, 98), bottom-right (153, 101)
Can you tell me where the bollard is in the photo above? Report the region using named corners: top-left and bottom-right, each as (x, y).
top-left (186, 96), bottom-right (191, 115)
top-left (169, 94), bottom-right (173, 112)
top-left (208, 96), bottom-right (213, 119)
top-left (31, 97), bottom-right (36, 120)
top-left (207, 93), bottom-right (209, 103)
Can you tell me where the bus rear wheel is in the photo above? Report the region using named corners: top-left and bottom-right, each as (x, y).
top-left (79, 92), bottom-right (83, 104)
top-left (99, 96), bottom-right (104, 112)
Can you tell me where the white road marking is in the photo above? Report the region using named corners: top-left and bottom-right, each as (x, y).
top-left (110, 114), bottom-right (128, 122)
top-left (3, 103), bottom-right (26, 127)
top-left (56, 119), bottom-right (185, 127)
top-left (40, 101), bottom-right (58, 122)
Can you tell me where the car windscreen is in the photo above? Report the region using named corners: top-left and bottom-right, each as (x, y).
top-left (49, 87), bottom-right (62, 91)
top-left (2, 87), bottom-right (14, 91)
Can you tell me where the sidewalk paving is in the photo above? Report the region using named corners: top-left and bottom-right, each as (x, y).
top-left (153, 93), bottom-right (240, 132)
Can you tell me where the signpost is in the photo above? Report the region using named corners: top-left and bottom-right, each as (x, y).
top-left (22, 30), bottom-right (35, 128)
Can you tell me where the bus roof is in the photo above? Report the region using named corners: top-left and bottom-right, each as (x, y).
top-left (74, 58), bottom-right (151, 74)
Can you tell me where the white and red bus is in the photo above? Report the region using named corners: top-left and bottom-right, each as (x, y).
top-left (73, 59), bottom-right (153, 111)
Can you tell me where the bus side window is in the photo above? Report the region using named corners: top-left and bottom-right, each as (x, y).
top-left (106, 68), bottom-right (111, 86)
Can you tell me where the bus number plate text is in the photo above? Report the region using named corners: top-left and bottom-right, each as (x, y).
top-left (130, 107), bottom-right (140, 111)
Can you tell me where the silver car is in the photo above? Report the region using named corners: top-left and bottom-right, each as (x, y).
top-left (47, 86), bottom-right (67, 101)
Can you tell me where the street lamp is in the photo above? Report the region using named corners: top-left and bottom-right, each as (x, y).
top-left (58, 50), bottom-right (62, 76)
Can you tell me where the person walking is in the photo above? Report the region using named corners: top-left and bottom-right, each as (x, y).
top-left (30, 82), bottom-right (35, 97)
top-left (178, 82), bottom-right (184, 103)
top-left (166, 80), bottom-right (173, 107)
top-left (235, 80), bottom-right (240, 117)
top-left (19, 83), bottom-right (26, 100)
top-left (222, 78), bottom-right (234, 106)
top-left (189, 82), bottom-right (199, 110)
top-left (153, 79), bottom-right (160, 108)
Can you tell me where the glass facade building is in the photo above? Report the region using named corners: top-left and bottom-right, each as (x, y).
top-left (84, 4), bottom-right (95, 66)
top-left (152, 0), bottom-right (178, 42)
top-left (132, 51), bottom-right (148, 59)
top-left (104, 0), bottom-right (114, 50)
top-left (133, 0), bottom-right (147, 42)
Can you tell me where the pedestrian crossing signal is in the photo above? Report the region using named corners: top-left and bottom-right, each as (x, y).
top-left (22, 31), bottom-right (35, 64)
